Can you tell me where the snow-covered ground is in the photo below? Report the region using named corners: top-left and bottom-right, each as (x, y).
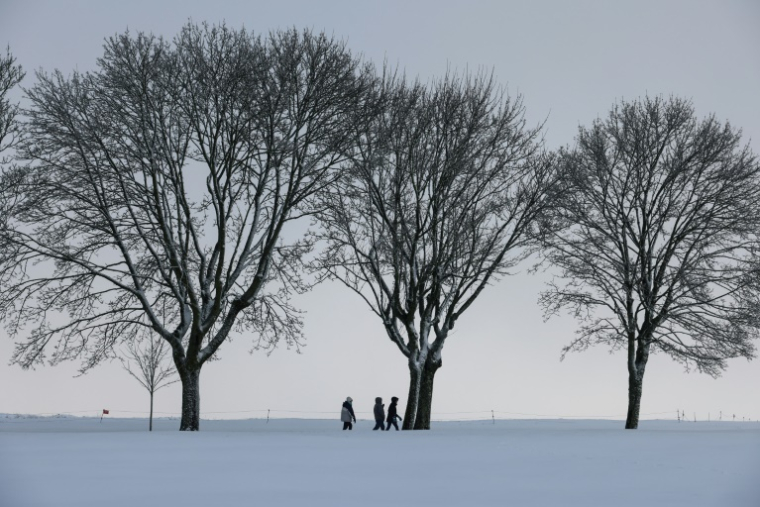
top-left (1, 416), bottom-right (758, 507)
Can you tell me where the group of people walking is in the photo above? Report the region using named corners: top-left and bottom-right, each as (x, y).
top-left (340, 396), bottom-right (402, 431)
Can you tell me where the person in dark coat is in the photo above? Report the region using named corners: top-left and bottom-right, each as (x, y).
top-left (373, 397), bottom-right (385, 431)
top-left (386, 396), bottom-right (402, 431)
top-left (341, 397), bottom-right (356, 430)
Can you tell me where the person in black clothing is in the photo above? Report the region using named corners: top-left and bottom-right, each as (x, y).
top-left (386, 396), bottom-right (402, 431)
top-left (373, 397), bottom-right (385, 430)
top-left (341, 397), bottom-right (356, 430)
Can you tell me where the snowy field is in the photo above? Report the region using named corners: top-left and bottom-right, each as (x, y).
top-left (1, 416), bottom-right (758, 507)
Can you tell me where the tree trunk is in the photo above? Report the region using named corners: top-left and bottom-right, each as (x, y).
top-left (625, 335), bottom-right (650, 430)
top-left (149, 389), bottom-right (154, 432)
top-left (625, 371), bottom-right (644, 429)
top-left (402, 365), bottom-right (421, 430)
top-left (414, 358), bottom-right (441, 430)
top-left (179, 369), bottom-right (201, 431)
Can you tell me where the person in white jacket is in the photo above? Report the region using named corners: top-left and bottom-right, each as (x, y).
top-left (341, 397), bottom-right (356, 430)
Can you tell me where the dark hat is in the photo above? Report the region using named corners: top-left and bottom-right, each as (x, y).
top-left (391, 396), bottom-right (399, 402)
top-left (375, 397), bottom-right (382, 403)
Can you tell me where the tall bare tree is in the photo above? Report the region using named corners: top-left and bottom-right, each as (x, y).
top-left (540, 96), bottom-right (760, 429)
top-left (0, 24), bottom-right (370, 430)
top-left (120, 330), bottom-right (178, 431)
top-left (315, 71), bottom-right (558, 429)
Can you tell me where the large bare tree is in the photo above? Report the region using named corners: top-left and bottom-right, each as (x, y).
top-left (540, 96), bottom-right (760, 429)
top-left (315, 72), bottom-right (558, 429)
top-left (0, 24), bottom-right (369, 430)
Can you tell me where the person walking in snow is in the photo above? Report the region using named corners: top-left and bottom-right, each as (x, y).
top-left (341, 397), bottom-right (356, 430)
top-left (386, 396), bottom-right (402, 431)
top-left (373, 397), bottom-right (386, 431)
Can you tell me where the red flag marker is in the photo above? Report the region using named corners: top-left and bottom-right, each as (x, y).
top-left (100, 409), bottom-right (109, 423)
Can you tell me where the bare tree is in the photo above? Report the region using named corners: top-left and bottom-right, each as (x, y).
top-left (315, 71), bottom-right (557, 429)
top-left (0, 24), bottom-right (370, 430)
top-left (120, 330), bottom-right (178, 431)
top-left (0, 46), bottom-right (25, 160)
top-left (0, 49), bottom-right (25, 312)
top-left (539, 96), bottom-right (760, 429)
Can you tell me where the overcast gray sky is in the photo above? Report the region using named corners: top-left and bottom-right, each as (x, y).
top-left (1, 0), bottom-right (759, 423)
